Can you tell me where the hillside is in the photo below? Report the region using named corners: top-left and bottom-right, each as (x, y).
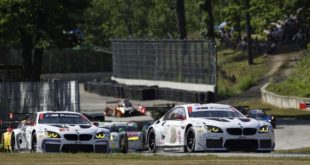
top-left (266, 50), bottom-right (310, 97)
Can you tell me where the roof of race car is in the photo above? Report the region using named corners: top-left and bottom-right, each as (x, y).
top-left (37, 111), bottom-right (81, 114)
top-left (180, 103), bottom-right (235, 112)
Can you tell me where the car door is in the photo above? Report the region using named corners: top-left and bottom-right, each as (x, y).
top-left (161, 107), bottom-right (187, 146)
top-left (24, 114), bottom-right (36, 150)
top-left (16, 120), bottom-right (28, 151)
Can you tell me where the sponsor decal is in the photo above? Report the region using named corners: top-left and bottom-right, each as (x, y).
top-left (197, 129), bottom-right (204, 134)
top-left (170, 127), bottom-right (177, 143)
top-left (128, 136), bottom-right (139, 141)
top-left (194, 106), bottom-right (231, 111)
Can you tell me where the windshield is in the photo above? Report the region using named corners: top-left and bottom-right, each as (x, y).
top-left (38, 113), bottom-right (91, 125)
top-left (110, 125), bottom-right (137, 132)
top-left (189, 110), bottom-right (244, 118)
top-left (249, 113), bottom-right (267, 119)
top-left (123, 102), bottom-right (133, 107)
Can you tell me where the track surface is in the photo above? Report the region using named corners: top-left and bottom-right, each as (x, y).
top-left (80, 84), bottom-right (310, 151)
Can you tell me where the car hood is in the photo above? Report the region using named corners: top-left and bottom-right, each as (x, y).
top-left (189, 117), bottom-right (270, 128)
top-left (37, 124), bottom-right (107, 134)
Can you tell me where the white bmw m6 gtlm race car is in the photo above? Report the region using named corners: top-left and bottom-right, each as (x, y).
top-left (11, 111), bottom-right (111, 153)
top-left (146, 103), bottom-right (275, 153)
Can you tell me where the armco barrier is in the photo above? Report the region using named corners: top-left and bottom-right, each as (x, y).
top-left (261, 83), bottom-right (310, 110)
top-left (85, 81), bottom-right (215, 103)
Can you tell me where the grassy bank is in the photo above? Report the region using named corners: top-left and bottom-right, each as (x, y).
top-left (230, 99), bottom-right (310, 118)
top-left (266, 53), bottom-right (310, 97)
top-left (217, 49), bottom-right (268, 99)
top-left (0, 153), bottom-right (310, 165)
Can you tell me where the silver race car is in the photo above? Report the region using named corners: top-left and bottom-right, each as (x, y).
top-left (11, 111), bottom-right (111, 153)
top-left (146, 103), bottom-right (275, 153)
top-left (98, 122), bottom-right (145, 152)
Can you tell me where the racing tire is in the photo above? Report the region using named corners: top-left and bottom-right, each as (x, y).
top-left (184, 127), bottom-right (195, 153)
top-left (147, 129), bottom-right (157, 153)
top-left (31, 133), bottom-right (37, 153)
top-left (10, 133), bottom-right (16, 153)
top-left (120, 134), bottom-right (129, 153)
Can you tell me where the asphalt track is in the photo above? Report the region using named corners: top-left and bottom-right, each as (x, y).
top-left (80, 84), bottom-right (310, 156)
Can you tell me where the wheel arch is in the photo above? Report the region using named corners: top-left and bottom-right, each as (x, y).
top-left (146, 127), bottom-right (155, 145)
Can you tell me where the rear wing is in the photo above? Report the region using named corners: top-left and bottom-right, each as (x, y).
top-left (0, 112), bottom-right (32, 125)
top-left (0, 112), bottom-right (32, 134)
top-left (82, 112), bottom-right (105, 122)
top-left (106, 100), bottom-right (120, 104)
top-left (97, 121), bottom-right (128, 126)
top-left (106, 99), bottom-right (130, 104)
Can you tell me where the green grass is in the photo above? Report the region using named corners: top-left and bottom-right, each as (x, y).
top-left (0, 153), bottom-right (310, 165)
top-left (217, 49), bottom-right (268, 98)
top-left (267, 55), bottom-right (310, 97)
top-left (276, 147), bottom-right (310, 154)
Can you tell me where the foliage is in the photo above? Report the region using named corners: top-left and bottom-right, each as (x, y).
top-left (0, 0), bottom-right (90, 48)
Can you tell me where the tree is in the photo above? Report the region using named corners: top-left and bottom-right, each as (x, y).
top-left (244, 0), bottom-right (253, 65)
top-left (176, 0), bottom-right (187, 39)
top-left (0, 0), bottom-right (91, 81)
top-left (199, 0), bottom-right (215, 41)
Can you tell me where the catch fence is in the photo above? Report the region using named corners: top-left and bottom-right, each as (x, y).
top-left (111, 39), bottom-right (216, 86)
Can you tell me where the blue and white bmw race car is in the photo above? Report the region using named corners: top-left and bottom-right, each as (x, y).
top-left (146, 103), bottom-right (275, 153)
top-left (10, 111), bottom-right (111, 153)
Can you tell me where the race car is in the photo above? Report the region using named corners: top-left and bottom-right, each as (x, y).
top-left (10, 111), bottom-right (111, 153)
top-left (98, 122), bottom-right (145, 151)
top-left (146, 103), bottom-right (275, 153)
top-left (105, 100), bottom-right (145, 117)
top-left (245, 109), bottom-right (276, 128)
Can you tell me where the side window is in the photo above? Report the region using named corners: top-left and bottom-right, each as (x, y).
top-left (174, 108), bottom-right (186, 120)
top-left (163, 108), bottom-right (175, 120)
top-left (164, 107), bottom-right (186, 120)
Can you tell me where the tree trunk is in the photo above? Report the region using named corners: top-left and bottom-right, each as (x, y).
top-left (205, 0), bottom-right (215, 42)
top-left (176, 0), bottom-right (187, 39)
top-left (31, 48), bottom-right (43, 81)
top-left (234, 0), bottom-right (242, 40)
top-left (20, 30), bottom-right (34, 81)
top-left (245, 0), bottom-right (253, 65)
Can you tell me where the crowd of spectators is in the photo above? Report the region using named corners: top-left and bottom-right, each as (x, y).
top-left (218, 14), bottom-right (310, 55)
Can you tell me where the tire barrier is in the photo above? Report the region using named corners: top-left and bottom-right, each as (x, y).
top-left (85, 81), bottom-right (215, 103)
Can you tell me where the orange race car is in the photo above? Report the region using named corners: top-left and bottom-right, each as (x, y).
top-left (105, 100), bottom-right (146, 117)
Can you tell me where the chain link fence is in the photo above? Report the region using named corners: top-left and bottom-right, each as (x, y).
top-left (0, 81), bottom-right (80, 114)
top-left (112, 39), bottom-right (216, 85)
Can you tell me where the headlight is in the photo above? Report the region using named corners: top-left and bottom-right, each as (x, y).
top-left (44, 131), bottom-right (60, 138)
top-left (95, 132), bottom-right (105, 139)
top-left (259, 126), bottom-right (269, 133)
top-left (205, 125), bottom-right (223, 133)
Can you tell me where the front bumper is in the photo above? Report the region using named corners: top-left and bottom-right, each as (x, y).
top-left (204, 139), bottom-right (273, 151)
top-left (41, 139), bottom-right (110, 153)
top-left (196, 130), bottom-right (275, 152)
